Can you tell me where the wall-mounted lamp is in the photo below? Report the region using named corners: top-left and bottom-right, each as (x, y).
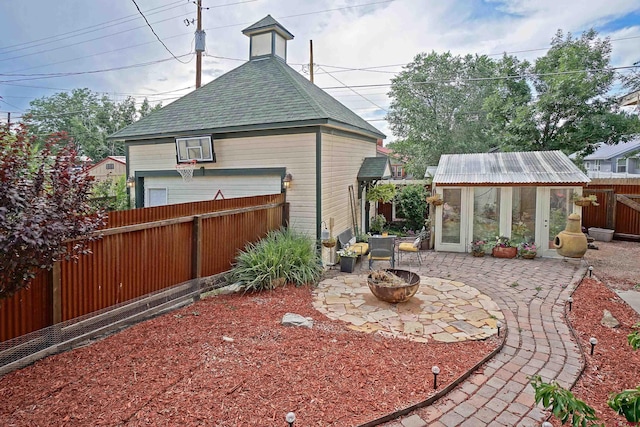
top-left (283, 173), bottom-right (293, 189)
top-left (126, 176), bottom-right (135, 188)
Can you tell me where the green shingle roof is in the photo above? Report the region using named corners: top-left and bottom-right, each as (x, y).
top-left (110, 57), bottom-right (385, 140)
top-left (358, 157), bottom-right (391, 181)
top-left (242, 14), bottom-right (293, 39)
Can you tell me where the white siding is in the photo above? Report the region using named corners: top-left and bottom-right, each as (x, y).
top-left (128, 133), bottom-right (316, 237)
top-left (129, 143), bottom-right (177, 171)
top-left (321, 132), bottom-right (376, 237)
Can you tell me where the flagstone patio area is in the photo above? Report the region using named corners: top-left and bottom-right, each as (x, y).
top-left (313, 273), bottom-right (505, 343)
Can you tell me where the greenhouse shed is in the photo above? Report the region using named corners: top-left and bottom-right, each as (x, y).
top-left (431, 151), bottom-right (590, 257)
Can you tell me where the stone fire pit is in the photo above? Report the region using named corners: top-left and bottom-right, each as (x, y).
top-left (367, 269), bottom-right (420, 303)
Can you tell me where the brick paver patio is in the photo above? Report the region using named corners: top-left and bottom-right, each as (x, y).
top-left (358, 251), bottom-right (585, 427)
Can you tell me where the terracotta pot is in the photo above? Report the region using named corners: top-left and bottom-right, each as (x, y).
top-left (555, 213), bottom-right (587, 258)
top-left (521, 253), bottom-right (536, 259)
top-left (492, 246), bottom-right (517, 259)
top-left (367, 269), bottom-right (420, 303)
top-left (472, 251), bottom-right (485, 257)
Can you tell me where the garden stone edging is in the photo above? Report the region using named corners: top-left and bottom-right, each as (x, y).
top-left (355, 325), bottom-right (507, 427)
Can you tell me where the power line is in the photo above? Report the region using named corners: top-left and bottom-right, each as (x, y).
top-left (130, 0), bottom-right (191, 64)
top-left (318, 64), bottom-right (640, 90)
top-left (0, 54), bottom-right (193, 83)
top-left (0, 0), bottom-right (187, 54)
top-left (317, 65), bottom-right (388, 112)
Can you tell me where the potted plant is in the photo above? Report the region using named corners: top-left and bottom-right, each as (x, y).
top-left (370, 214), bottom-right (387, 235)
top-left (321, 236), bottom-right (336, 248)
top-left (426, 193), bottom-right (444, 206)
top-left (471, 240), bottom-right (487, 257)
top-left (571, 193), bottom-right (599, 207)
top-left (492, 236), bottom-right (517, 258)
top-left (337, 247), bottom-right (358, 273)
top-left (518, 241), bottom-right (537, 259)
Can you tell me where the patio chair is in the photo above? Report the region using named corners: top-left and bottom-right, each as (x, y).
top-left (368, 235), bottom-right (395, 270)
top-left (337, 228), bottom-right (369, 258)
top-left (397, 236), bottom-right (423, 265)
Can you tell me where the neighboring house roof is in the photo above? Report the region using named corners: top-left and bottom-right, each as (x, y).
top-left (433, 151), bottom-right (589, 185)
top-left (87, 155), bottom-right (126, 171)
top-left (358, 157), bottom-right (392, 181)
top-left (620, 90), bottom-right (640, 107)
top-left (376, 145), bottom-right (393, 156)
top-left (110, 57), bottom-right (385, 141)
top-left (580, 139), bottom-right (640, 160)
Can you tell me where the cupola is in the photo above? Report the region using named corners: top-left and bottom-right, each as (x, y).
top-left (242, 15), bottom-right (294, 62)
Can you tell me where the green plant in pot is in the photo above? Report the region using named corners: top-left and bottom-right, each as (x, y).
top-left (337, 247), bottom-right (359, 273)
top-left (370, 214), bottom-right (387, 235)
top-left (492, 236), bottom-right (517, 259)
top-left (471, 240), bottom-right (487, 256)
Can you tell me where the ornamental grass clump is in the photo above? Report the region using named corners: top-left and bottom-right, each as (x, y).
top-left (227, 228), bottom-right (323, 292)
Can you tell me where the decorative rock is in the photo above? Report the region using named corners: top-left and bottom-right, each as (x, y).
top-left (222, 336), bottom-right (234, 342)
top-left (281, 313), bottom-right (314, 328)
top-left (209, 283), bottom-right (243, 296)
top-left (601, 309), bottom-right (620, 328)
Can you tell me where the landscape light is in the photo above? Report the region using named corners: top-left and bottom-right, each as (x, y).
top-left (588, 266), bottom-right (593, 277)
top-left (431, 365), bottom-right (440, 389)
top-left (567, 297), bottom-right (573, 311)
top-left (496, 321), bottom-right (502, 337)
top-left (285, 412), bottom-right (296, 427)
top-left (589, 337), bottom-right (597, 355)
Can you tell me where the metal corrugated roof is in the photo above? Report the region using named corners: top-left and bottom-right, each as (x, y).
top-left (433, 151), bottom-right (590, 185)
top-left (582, 139), bottom-right (640, 160)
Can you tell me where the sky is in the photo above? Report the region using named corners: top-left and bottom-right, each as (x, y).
top-left (0, 0), bottom-right (639, 140)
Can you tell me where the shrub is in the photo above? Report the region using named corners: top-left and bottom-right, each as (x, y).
top-left (226, 228), bottom-right (323, 292)
top-left (529, 375), bottom-right (601, 426)
top-left (396, 184), bottom-right (428, 231)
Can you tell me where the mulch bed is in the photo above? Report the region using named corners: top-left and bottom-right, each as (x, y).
top-left (0, 285), bottom-right (499, 426)
top-left (562, 277), bottom-right (640, 427)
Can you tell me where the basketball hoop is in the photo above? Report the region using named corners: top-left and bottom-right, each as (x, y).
top-left (176, 160), bottom-right (197, 182)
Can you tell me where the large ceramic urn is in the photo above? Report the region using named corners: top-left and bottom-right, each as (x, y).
top-left (554, 213), bottom-right (587, 258)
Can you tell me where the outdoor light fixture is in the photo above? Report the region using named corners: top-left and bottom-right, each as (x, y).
top-left (283, 173), bottom-right (293, 189)
top-left (126, 176), bottom-right (135, 188)
top-left (496, 321), bottom-right (502, 337)
top-left (588, 266), bottom-right (593, 277)
top-left (567, 296), bottom-right (573, 311)
top-left (542, 422), bottom-right (553, 427)
top-left (589, 337), bottom-right (598, 355)
top-left (431, 365), bottom-right (440, 389)
top-left (285, 411), bottom-right (296, 427)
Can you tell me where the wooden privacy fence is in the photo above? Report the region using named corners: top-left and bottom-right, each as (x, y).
top-left (1, 194), bottom-right (287, 342)
top-left (583, 178), bottom-right (640, 239)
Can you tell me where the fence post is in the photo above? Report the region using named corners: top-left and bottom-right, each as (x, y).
top-left (282, 202), bottom-right (290, 228)
top-left (191, 215), bottom-right (203, 300)
top-left (51, 262), bottom-right (62, 344)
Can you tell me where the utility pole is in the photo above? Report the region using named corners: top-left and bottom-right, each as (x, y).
top-left (309, 40), bottom-right (314, 84)
top-left (195, 0), bottom-right (203, 89)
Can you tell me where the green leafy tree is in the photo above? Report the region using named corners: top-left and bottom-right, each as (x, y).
top-left (396, 184), bottom-right (428, 231)
top-left (387, 52), bottom-right (524, 176)
top-left (513, 29), bottom-right (640, 155)
top-left (0, 124), bottom-right (105, 299)
top-left (90, 175), bottom-right (129, 211)
top-left (387, 29), bottom-right (640, 175)
top-left (25, 88), bottom-right (161, 161)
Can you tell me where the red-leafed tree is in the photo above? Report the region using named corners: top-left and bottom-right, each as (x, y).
top-left (0, 124), bottom-right (106, 299)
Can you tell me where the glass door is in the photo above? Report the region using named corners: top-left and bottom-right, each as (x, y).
top-left (436, 188), bottom-right (468, 252)
top-left (537, 188), bottom-right (573, 257)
